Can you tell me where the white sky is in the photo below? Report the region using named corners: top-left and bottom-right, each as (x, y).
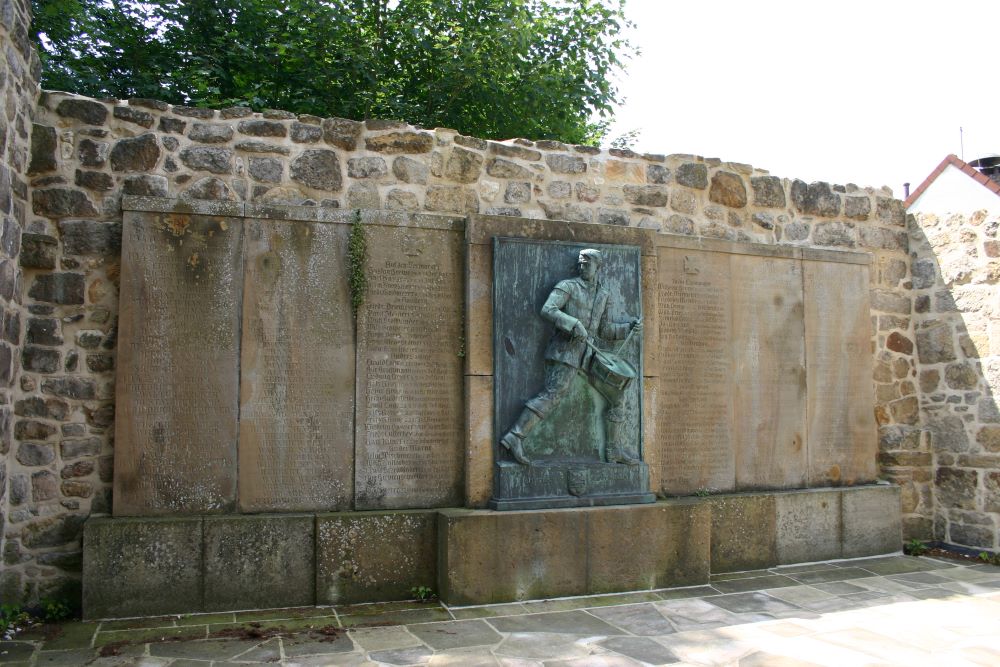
top-left (606, 0), bottom-right (1000, 197)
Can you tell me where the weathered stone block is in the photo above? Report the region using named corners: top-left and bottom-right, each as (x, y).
top-left (83, 516), bottom-right (203, 619)
top-left (545, 154), bottom-right (586, 174)
top-left (710, 494), bottom-right (777, 572)
top-left (365, 131), bottom-right (434, 154)
top-left (775, 490), bottom-right (841, 564)
top-left (290, 121), bottom-right (322, 143)
top-left (32, 188), bottom-right (98, 218)
top-left (791, 180), bottom-right (841, 217)
top-left (813, 221), bottom-right (855, 247)
top-left (348, 156), bottom-right (388, 179)
top-left (58, 220), bottom-right (121, 256)
top-left (19, 234), bottom-right (57, 269)
top-left (290, 149), bottom-right (341, 191)
top-left (238, 119), bottom-right (287, 137)
top-left (122, 174), bottom-right (169, 197)
top-left (203, 515), bottom-right (314, 611)
top-left (189, 123), bottom-right (234, 143)
top-left (113, 106), bottom-right (154, 128)
top-left (623, 185), bottom-right (668, 207)
top-left (393, 156), bottom-right (429, 184)
top-left (73, 169), bottom-right (113, 193)
top-left (444, 147), bottom-right (483, 183)
top-left (675, 163), bottom-right (708, 189)
top-left (322, 117), bottom-right (361, 150)
top-left (56, 98), bottom-right (107, 125)
top-left (22, 345), bottom-right (59, 374)
top-left (179, 146), bottom-right (233, 174)
top-left (110, 134), bottom-right (161, 172)
top-left (28, 124), bottom-right (57, 175)
top-left (28, 273), bottom-right (84, 305)
top-left (842, 485), bottom-right (901, 557)
top-left (709, 171), bottom-right (747, 208)
top-left (316, 510), bottom-right (437, 605)
top-left (588, 501), bottom-right (709, 592)
top-left (935, 467), bottom-right (977, 510)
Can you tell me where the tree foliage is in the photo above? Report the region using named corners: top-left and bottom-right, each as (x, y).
top-left (32, 0), bottom-right (633, 144)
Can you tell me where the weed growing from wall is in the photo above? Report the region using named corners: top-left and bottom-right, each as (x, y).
top-left (348, 209), bottom-right (367, 318)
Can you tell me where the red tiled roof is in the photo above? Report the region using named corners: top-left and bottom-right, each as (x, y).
top-left (905, 154), bottom-right (1000, 208)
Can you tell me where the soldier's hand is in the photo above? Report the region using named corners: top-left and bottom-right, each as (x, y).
top-left (631, 318), bottom-right (643, 334)
top-left (572, 321), bottom-right (588, 339)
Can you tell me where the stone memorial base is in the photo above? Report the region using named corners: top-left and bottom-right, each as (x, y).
top-left (82, 485), bottom-right (900, 618)
top-left (491, 461), bottom-right (656, 510)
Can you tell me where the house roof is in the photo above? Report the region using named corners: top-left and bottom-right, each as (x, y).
top-left (905, 154), bottom-right (1000, 208)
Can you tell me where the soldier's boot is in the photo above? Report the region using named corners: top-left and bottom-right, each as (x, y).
top-left (500, 409), bottom-right (540, 465)
top-left (605, 420), bottom-right (641, 465)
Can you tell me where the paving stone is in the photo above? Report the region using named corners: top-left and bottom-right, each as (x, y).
top-left (447, 603), bottom-right (528, 620)
top-left (340, 607), bottom-right (451, 627)
top-left (0, 642), bottom-right (35, 662)
top-left (487, 611), bottom-right (624, 636)
top-left (282, 633), bottom-right (355, 656)
top-left (35, 649), bottom-right (100, 666)
top-left (599, 636), bottom-right (680, 665)
top-left (887, 572), bottom-right (952, 586)
top-left (494, 632), bottom-right (592, 660)
top-left (227, 638), bottom-right (281, 662)
top-left (761, 585), bottom-right (836, 607)
top-left (149, 638), bottom-right (261, 660)
top-left (367, 645), bottom-right (433, 665)
top-left (653, 598), bottom-right (742, 630)
top-left (789, 567), bottom-right (872, 584)
top-left (587, 603), bottom-right (676, 636)
top-left (37, 621), bottom-right (98, 649)
top-left (810, 581), bottom-right (869, 595)
top-left (703, 592), bottom-right (801, 615)
top-left (655, 585), bottom-right (720, 600)
top-left (847, 556), bottom-right (944, 575)
top-left (348, 626), bottom-right (422, 652)
top-left (406, 619), bottom-right (501, 651)
top-left (711, 574), bottom-right (799, 594)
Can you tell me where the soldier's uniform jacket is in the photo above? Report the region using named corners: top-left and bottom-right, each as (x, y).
top-left (541, 277), bottom-right (630, 369)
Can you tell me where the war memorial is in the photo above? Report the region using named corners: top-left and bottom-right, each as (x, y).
top-left (30, 0), bottom-right (1000, 626)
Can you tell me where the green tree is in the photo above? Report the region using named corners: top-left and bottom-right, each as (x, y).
top-left (31, 0), bottom-right (633, 144)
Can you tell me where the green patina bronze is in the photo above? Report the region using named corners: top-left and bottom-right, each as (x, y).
top-left (491, 238), bottom-right (655, 510)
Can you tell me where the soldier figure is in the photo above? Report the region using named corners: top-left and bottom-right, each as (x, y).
top-left (500, 249), bottom-right (642, 466)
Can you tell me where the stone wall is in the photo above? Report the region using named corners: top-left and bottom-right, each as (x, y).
top-left (0, 0), bottom-right (37, 601)
top-left (1, 88), bottom-right (917, 603)
top-left (909, 209), bottom-right (1000, 550)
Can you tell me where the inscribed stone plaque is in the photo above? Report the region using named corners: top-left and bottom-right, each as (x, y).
top-left (354, 224), bottom-right (464, 509)
top-left (804, 261), bottom-right (878, 486)
top-left (114, 210), bottom-right (242, 515)
top-left (656, 247), bottom-right (735, 495)
top-left (731, 255), bottom-right (807, 490)
top-left (491, 239), bottom-right (652, 509)
top-left (239, 220), bottom-right (355, 512)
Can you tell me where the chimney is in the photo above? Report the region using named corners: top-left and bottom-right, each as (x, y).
top-left (903, 182), bottom-right (910, 198)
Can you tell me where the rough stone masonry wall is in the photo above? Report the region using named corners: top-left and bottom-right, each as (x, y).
top-left (0, 0), bottom-right (37, 599)
top-left (3, 88), bottom-right (917, 604)
top-left (909, 209), bottom-right (1000, 551)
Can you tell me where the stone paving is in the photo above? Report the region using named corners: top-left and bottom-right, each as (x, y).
top-left (2, 555), bottom-right (999, 666)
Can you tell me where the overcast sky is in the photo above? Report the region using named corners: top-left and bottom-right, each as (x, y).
top-left (606, 0), bottom-right (1000, 197)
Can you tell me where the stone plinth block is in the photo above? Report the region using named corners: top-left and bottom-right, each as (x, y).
top-left (842, 485), bottom-right (902, 558)
top-left (710, 494), bottom-right (778, 573)
top-left (437, 501), bottom-right (710, 606)
top-left (775, 489), bottom-right (842, 564)
top-left (316, 510), bottom-right (437, 605)
top-left (82, 516), bottom-right (203, 619)
top-left (203, 514), bottom-right (315, 611)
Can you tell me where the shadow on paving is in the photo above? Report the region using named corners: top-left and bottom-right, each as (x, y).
top-left (1, 555), bottom-right (998, 666)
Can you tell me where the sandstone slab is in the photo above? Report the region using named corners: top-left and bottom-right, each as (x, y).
top-left (239, 220), bottom-right (355, 512)
top-left (114, 208), bottom-right (243, 515)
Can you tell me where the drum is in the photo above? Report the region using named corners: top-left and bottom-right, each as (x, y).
top-left (587, 348), bottom-right (637, 391)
